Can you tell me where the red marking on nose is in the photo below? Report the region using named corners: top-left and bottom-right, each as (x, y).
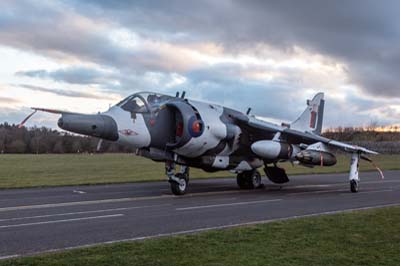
top-left (118, 129), bottom-right (138, 136)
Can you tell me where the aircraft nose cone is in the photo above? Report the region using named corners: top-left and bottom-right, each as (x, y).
top-left (58, 114), bottom-right (118, 141)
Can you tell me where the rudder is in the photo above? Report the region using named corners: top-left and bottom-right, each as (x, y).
top-left (290, 92), bottom-right (324, 135)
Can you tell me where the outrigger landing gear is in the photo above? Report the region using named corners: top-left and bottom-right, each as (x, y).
top-left (166, 161), bottom-right (189, 195)
top-left (350, 179), bottom-right (359, 193)
top-left (349, 153), bottom-right (360, 193)
top-left (237, 170), bottom-right (262, 189)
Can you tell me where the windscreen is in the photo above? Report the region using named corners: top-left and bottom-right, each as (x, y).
top-left (117, 92), bottom-right (173, 113)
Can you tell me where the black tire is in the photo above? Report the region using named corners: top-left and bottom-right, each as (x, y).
top-left (170, 173), bottom-right (188, 195)
top-left (350, 179), bottom-right (359, 193)
top-left (249, 171), bottom-right (262, 189)
top-left (237, 173), bottom-right (248, 189)
top-left (237, 171), bottom-right (262, 189)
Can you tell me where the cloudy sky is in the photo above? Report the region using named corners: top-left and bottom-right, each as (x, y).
top-left (0, 0), bottom-right (399, 129)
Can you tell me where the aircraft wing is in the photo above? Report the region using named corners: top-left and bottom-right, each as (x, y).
top-left (18, 107), bottom-right (83, 128)
top-left (237, 115), bottom-right (378, 155)
top-left (326, 140), bottom-right (378, 154)
top-left (30, 107), bottom-right (81, 115)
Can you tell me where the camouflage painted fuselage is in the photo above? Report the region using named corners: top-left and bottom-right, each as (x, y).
top-left (102, 92), bottom-right (273, 172)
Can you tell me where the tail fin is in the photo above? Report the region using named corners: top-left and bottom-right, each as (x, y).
top-left (290, 92), bottom-right (325, 135)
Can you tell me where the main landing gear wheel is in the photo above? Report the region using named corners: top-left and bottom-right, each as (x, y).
top-left (237, 170), bottom-right (262, 189)
top-left (236, 172), bottom-right (247, 189)
top-left (250, 171), bottom-right (262, 189)
top-left (350, 179), bottom-right (359, 193)
top-left (170, 173), bottom-right (189, 195)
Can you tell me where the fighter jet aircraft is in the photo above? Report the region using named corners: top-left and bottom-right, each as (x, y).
top-left (19, 91), bottom-right (383, 195)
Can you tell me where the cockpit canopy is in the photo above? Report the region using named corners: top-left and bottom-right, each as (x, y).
top-left (117, 92), bottom-right (173, 113)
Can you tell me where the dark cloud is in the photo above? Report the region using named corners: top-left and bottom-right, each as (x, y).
top-left (71, 0), bottom-right (400, 98)
top-left (18, 84), bottom-right (110, 100)
top-left (0, 0), bottom-right (399, 127)
top-left (16, 67), bottom-right (115, 85)
top-left (16, 65), bottom-right (186, 95)
top-left (0, 1), bottom-right (190, 74)
top-left (165, 63), bottom-right (399, 127)
top-left (169, 65), bottom-right (316, 121)
top-left (4, 0), bottom-right (400, 98)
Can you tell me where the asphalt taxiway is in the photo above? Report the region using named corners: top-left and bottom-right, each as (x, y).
top-left (1, 171), bottom-right (400, 259)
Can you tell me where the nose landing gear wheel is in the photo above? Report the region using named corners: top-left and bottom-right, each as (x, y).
top-left (166, 162), bottom-right (190, 196)
top-left (170, 173), bottom-right (189, 195)
top-left (350, 179), bottom-right (359, 193)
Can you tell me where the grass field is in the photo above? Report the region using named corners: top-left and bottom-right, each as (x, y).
top-left (2, 206), bottom-right (400, 266)
top-left (0, 154), bottom-right (399, 189)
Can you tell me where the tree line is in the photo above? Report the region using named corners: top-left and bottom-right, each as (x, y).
top-left (0, 123), bottom-right (399, 154)
top-left (0, 123), bottom-right (135, 154)
top-left (323, 126), bottom-right (400, 142)
top-left (323, 126), bottom-right (400, 154)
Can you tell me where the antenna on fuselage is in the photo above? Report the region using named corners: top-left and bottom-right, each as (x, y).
top-left (246, 107), bottom-right (252, 115)
top-left (181, 91), bottom-right (186, 99)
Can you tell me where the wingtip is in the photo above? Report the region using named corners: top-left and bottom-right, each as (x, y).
top-left (367, 149), bottom-right (379, 155)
